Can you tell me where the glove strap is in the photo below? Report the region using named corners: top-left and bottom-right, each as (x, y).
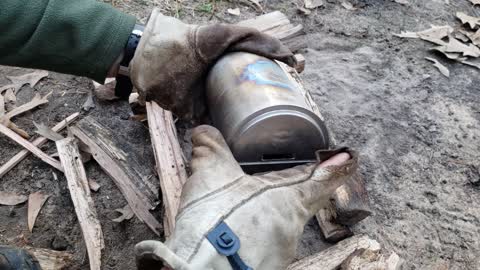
top-left (206, 222), bottom-right (253, 270)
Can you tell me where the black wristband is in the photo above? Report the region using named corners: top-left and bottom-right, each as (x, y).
top-left (115, 24), bottom-right (144, 100)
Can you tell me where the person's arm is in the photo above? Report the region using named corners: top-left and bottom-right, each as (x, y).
top-left (0, 0), bottom-right (135, 83)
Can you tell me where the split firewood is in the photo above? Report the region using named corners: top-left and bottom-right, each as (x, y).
top-left (286, 234), bottom-right (400, 270)
top-left (0, 112), bottom-right (79, 178)
top-left (0, 123), bottom-right (63, 172)
top-left (70, 117), bottom-right (161, 235)
top-left (0, 92), bottom-right (52, 139)
top-left (56, 137), bottom-right (104, 270)
top-left (237, 11), bottom-right (307, 52)
top-left (0, 191), bottom-right (28, 205)
top-left (28, 192), bottom-right (50, 232)
top-left (24, 247), bottom-right (74, 270)
top-left (5, 70), bottom-right (48, 94)
top-left (146, 102), bottom-right (187, 237)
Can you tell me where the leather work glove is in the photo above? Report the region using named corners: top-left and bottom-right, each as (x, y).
top-left (129, 8), bottom-right (295, 120)
top-left (135, 125), bottom-right (358, 270)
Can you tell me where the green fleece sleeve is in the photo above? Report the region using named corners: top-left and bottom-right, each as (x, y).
top-left (0, 0), bottom-right (136, 83)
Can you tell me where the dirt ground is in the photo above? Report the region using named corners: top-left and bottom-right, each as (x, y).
top-left (1, 0), bottom-right (479, 269)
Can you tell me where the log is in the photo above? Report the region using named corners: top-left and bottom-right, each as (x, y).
top-left (0, 123), bottom-right (63, 172)
top-left (70, 116), bottom-right (161, 235)
top-left (340, 248), bottom-right (402, 270)
top-left (56, 137), bottom-right (104, 270)
top-left (25, 247), bottom-right (74, 270)
top-left (146, 101), bottom-right (187, 238)
top-left (287, 235), bottom-right (382, 270)
top-left (276, 60), bottom-right (371, 241)
top-left (237, 11), bottom-right (307, 53)
top-left (0, 112), bottom-right (79, 178)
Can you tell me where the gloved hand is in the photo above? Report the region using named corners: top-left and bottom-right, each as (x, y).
top-left (129, 9), bottom-right (295, 120)
top-left (135, 125), bottom-right (358, 270)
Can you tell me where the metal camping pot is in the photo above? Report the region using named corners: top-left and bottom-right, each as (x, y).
top-left (206, 52), bottom-right (329, 170)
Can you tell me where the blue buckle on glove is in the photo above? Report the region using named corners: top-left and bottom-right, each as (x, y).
top-left (206, 222), bottom-right (253, 270)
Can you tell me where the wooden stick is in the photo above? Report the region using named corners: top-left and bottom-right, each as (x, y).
top-left (0, 112), bottom-right (79, 178)
top-left (287, 235), bottom-right (382, 270)
top-left (4, 92), bottom-right (50, 120)
top-left (56, 137), bottom-right (104, 270)
top-left (25, 247), bottom-right (74, 270)
top-left (70, 117), bottom-right (161, 235)
top-left (0, 123), bottom-right (63, 172)
top-left (146, 101), bottom-right (187, 238)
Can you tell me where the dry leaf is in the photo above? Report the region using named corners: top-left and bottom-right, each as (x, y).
top-left (112, 205), bottom-right (134, 222)
top-left (434, 37), bottom-right (480, 57)
top-left (4, 89), bottom-right (16, 104)
top-left (6, 70), bottom-right (48, 93)
top-left (395, 0), bottom-right (409, 4)
top-left (425, 57), bottom-right (450, 77)
top-left (28, 192), bottom-right (50, 232)
top-left (394, 25), bottom-right (453, 45)
top-left (456, 12), bottom-right (480, 29)
top-left (459, 29), bottom-right (480, 46)
top-left (461, 60), bottom-right (480, 69)
top-left (92, 78), bottom-right (118, 101)
top-left (470, 0), bottom-right (480, 5)
top-left (0, 191), bottom-right (28, 206)
top-left (34, 122), bottom-right (64, 141)
top-left (454, 31), bottom-right (470, 43)
top-left (298, 7), bottom-right (312, 15)
top-left (0, 95), bottom-right (5, 116)
top-left (341, 1), bottom-right (357, 10)
top-left (305, 0), bottom-right (324, 9)
top-left (89, 179), bottom-right (101, 192)
top-left (82, 91), bottom-right (95, 112)
top-left (227, 8), bottom-right (241, 16)
top-left (430, 48), bottom-right (466, 61)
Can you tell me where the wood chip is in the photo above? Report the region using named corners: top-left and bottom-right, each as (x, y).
top-left (6, 70), bottom-right (48, 94)
top-left (425, 57), bottom-right (450, 77)
top-left (227, 8), bottom-right (241, 16)
top-left (394, 0), bottom-right (409, 4)
top-left (88, 179), bottom-right (101, 192)
top-left (56, 137), bottom-right (104, 270)
top-left (112, 205), bottom-right (134, 222)
top-left (341, 1), bottom-right (357, 10)
top-left (0, 113), bottom-right (79, 179)
top-left (456, 12), bottom-right (480, 29)
top-left (34, 122), bottom-right (64, 141)
top-left (28, 192), bottom-right (50, 232)
top-left (25, 247), bottom-right (74, 270)
top-left (0, 191), bottom-right (28, 206)
top-left (305, 0), bottom-right (324, 9)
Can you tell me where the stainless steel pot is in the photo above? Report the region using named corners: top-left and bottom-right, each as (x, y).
top-left (206, 52), bottom-right (329, 167)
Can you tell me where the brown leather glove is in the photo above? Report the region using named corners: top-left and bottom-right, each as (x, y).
top-left (129, 9), bottom-right (294, 120)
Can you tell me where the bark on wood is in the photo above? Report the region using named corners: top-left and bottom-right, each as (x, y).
top-left (56, 137), bottom-right (104, 270)
top-left (287, 234), bottom-right (382, 270)
top-left (237, 11), bottom-right (307, 52)
top-left (340, 248), bottom-right (402, 270)
top-left (0, 123), bottom-right (63, 172)
top-left (146, 101), bottom-right (187, 238)
top-left (25, 247), bottom-right (74, 270)
top-left (332, 174), bottom-right (372, 226)
top-left (276, 61), bottom-right (371, 240)
top-left (70, 116), bottom-right (161, 235)
top-left (316, 208), bottom-right (352, 243)
top-left (0, 112), bottom-right (79, 178)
